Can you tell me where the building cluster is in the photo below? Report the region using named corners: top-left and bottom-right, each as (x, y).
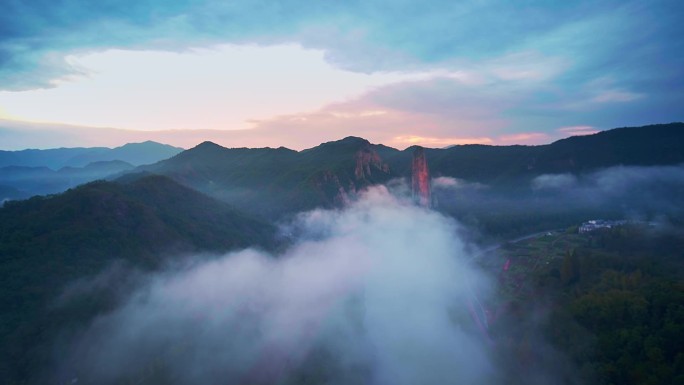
top-left (578, 219), bottom-right (630, 233)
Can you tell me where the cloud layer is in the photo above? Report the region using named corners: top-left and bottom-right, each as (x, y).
top-left (1, 0), bottom-right (682, 149)
top-left (3, 1), bottom-right (682, 89)
top-left (430, 164), bottom-right (684, 241)
top-left (58, 187), bottom-right (497, 385)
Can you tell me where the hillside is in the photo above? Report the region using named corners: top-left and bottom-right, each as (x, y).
top-left (0, 175), bottom-right (274, 382)
top-left (479, 224), bottom-right (684, 385)
top-left (0, 174), bottom-right (274, 266)
top-left (383, 122), bottom-right (684, 183)
top-left (1, 123), bottom-right (683, 384)
top-left (142, 136), bottom-right (395, 217)
top-left (139, 123), bottom-right (684, 218)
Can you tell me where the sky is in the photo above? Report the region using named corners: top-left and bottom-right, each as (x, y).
top-left (0, 0), bottom-right (682, 150)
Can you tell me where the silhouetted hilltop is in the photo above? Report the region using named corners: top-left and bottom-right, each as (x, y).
top-left (0, 141), bottom-right (183, 169)
top-left (142, 137), bottom-right (393, 216)
top-left (140, 123), bottom-right (684, 216)
top-left (382, 122), bottom-right (684, 183)
top-left (0, 174), bottom-right (274, 381)
top-left (0, 175), bottom-right (273, 262)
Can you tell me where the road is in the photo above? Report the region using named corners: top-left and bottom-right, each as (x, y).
top-left (474, 228), bottom-right (564, 259)
top-left (466, 228), bottom-right (565, 338)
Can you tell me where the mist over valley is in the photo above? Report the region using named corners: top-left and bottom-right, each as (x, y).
top-left (3, 0), bottom-right (684, 382)
top-left (0, 124), bottom-right (683, 384)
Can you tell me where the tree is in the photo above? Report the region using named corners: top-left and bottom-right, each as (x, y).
top-left (561, 249), bottom-right (580, 285)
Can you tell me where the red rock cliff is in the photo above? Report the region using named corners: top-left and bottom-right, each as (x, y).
top-left (313, 142), bottom-right (390, 207)
top-left (354, 144), bottom-right (388, 180)
top-left (412, 147), bottom-right (431, 207)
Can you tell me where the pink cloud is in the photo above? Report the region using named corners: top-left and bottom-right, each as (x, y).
top-left (496, 132), bottom-right (550, 145)
top-left (557, 125), bottom-right (599, 136)
top-left (0, 76), bottom-right (604, 151)
top-left (392, 135), bottom-right (493, 147)
top-left (0, 116), bottom-right (602, 152)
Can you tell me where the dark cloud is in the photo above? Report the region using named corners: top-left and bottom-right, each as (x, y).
top-left (0, 0), bottom-right (324, 89)
top-left (532, 174), bottom-right (578, 190)
top-left (2, 0), bottom-right (683, 103)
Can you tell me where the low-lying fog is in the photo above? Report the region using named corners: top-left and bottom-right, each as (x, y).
top-left (57, 187), bottom-right (509, 385)
top-left (56, 164), bottom-right (684, 385)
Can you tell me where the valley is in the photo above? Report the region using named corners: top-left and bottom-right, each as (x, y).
top-left (0, 124), bottom-right (683, 384)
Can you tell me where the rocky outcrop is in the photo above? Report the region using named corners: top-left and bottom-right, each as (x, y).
top-left (313, 141), bottom-right (391, 208)
top-left (412, 147), bottom-right (431, 207)
top-left (354, 144), bottom-right (389, 180)
top-left (314, 170), bottom-right (351, 206)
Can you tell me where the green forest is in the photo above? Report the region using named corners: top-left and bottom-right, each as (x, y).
top-left (490, 225), bottom-right (684, 385)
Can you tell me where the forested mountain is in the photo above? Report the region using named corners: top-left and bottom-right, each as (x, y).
top-left (483, 225), bottom-right (684, 385)
top-left (0, 175), bottom-right (274, 382)
top-left (1, 122), bottom-right (683, 384)
top-left (384, 122), bottom-right (684, 183)
top-left (139, 123), bottom-right (684, 218)
top-left (140, 136), bottom-right (395, 217)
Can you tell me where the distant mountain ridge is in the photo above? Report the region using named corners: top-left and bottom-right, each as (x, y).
top-left (0, 141), bottom-right (184, 200)
top-left (0, 141), bottom-right (183, 169)
top-left (138, 122), bottom-right (684, 217)
top-left (383, 122), bottom-right (684, 182)
top-left (0, 160), bottom-right (135, 199)
top-left (140, 136), bottom-right (395, 216)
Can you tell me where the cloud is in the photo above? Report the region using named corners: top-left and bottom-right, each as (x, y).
top-left (557, 126), bottom-right (599, 136)
top-left (427, 164), bottom-right (684, 244)
top-left (591, 90), bottom-right (642, 103)
top-left (590, 165), bottom-right (684, 196)
top-left (432, 176), bottom-right (461, 188)
top-left (0, 45), bottom-right (424, 132)
top-left (498, 132), bottom-right (550, 144)
top-left (432, 176), bottom-right (487, 191)
top-left (0, 47), bottom-right (583, 149)
top-left (2, 0), bottom-right (683, 96)
top-left (532, 174), bottom-right (578, 190)
top-left (57, 187), bottom-right (501, 385)
top-left (0, 0), bottom-right (320, 90)
top-left (529, 166), bottom-right (684, 219)
top-left (1, 1), bottom-right (682, 149)
top-left (393, 135), bottom-right (494, 147)
top-left (244, 75), bottom-right (534, 148)
top-left (0, 2), bottom-right (528, 88)
top-left (488, 51), bottom-right (570, 82)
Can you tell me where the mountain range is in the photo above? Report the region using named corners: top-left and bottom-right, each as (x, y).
top-left (0, 141), bottom-right (183, 199)
top-left (1, 122), bottom-right (683, 384)
top-left (0, 141), bottom-right (183, 169)
top-left (2, 123), bottom-right (682, 209)
top-left (0, 174), bottom-right (274, 382)
top-left (139, 122), bottom-right (684, 218)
